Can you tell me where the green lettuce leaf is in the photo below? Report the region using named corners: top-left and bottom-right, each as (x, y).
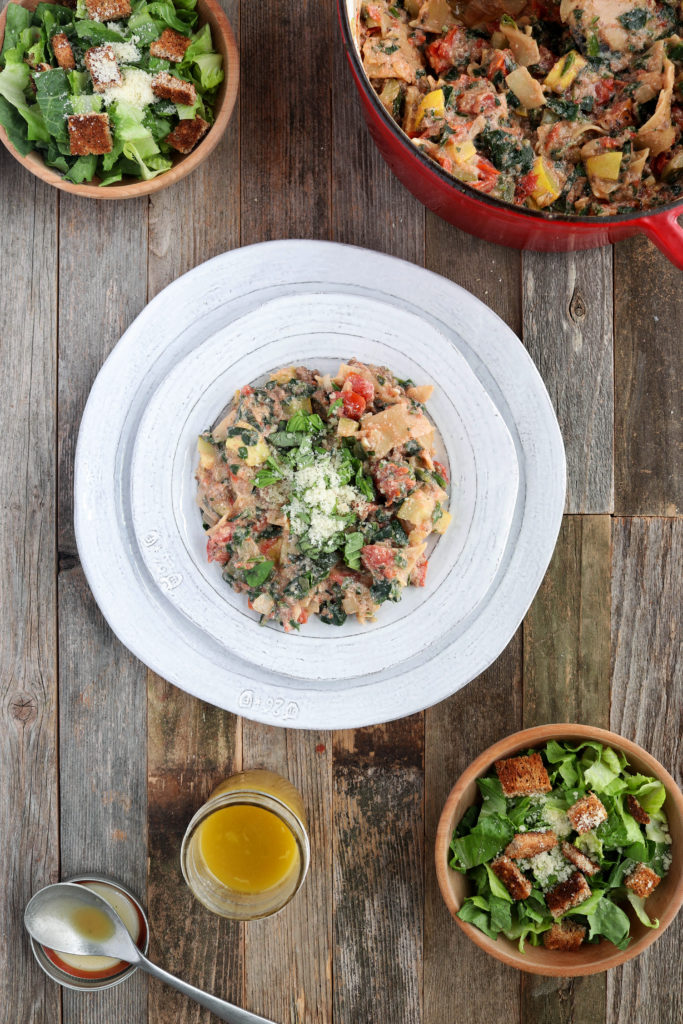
top-left (34, 67), bottom-right (70, 142)
top-left (64, 152), bottom-right (97, 182)
top-left (1, 3), bottom-right (31, 58)
top-left (626, 891), bottom-right (659, 929)
top-left (450, 812), bottom-right (514, 871)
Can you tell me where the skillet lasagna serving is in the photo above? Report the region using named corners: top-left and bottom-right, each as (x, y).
top-left (360, 0), bottom-right (683, 214)
top-left (196, 361), bottom-right (451, 631)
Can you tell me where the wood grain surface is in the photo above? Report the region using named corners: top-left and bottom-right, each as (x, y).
top-left (1, 0), bottom-right (682, 1021)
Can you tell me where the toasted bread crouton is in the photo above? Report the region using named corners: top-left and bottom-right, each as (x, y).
top-left (151, 71), bottom-right (196, 105)
top-left (545, 871), bottom-right (592, 918)
top-left (84, 0), bottom-right (131, 20)
top-left (626, 794), bottom-right (650, 825)
top-left (505, 831), bottom-right (557, 860)
top-left (566, 792), bottom-right (608, 834)
top-left (85, 45), bottom-right (122, 92)
top-left (494, 753), bottom-right (551, 797)
top-left (164, 115), bottom-right (209, 154)
top-left (542, 919), bottom-right (586, 951)
top-left (67, 112), bottom-right (112, 155)
top-left (491, 856), bottom-right (533, 901)
top-left (561, 840), bottom-right (600, 876)
top-left (51, 32), bottom-right (75, 70)
top-left (150, 27), bottom-right (192, 62)
top-left (625, 862), bottom-right (660, 898)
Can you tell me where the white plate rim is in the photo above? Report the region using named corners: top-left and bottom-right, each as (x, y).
top-left (74, 240), bottom-right (566, 729)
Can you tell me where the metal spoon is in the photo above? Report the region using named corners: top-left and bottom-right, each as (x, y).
top-left (25, 882), bottom-right (276, 1024)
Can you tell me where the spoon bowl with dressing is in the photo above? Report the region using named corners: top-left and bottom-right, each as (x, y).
top-left (25, 880), bottom-right (275, 1023)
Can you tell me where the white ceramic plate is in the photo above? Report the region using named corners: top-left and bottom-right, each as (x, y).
top-left (75, 240), bottom-right (565, 728)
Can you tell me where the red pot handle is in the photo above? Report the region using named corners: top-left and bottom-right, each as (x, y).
top-left (640, 209), bottom-right (683, 271)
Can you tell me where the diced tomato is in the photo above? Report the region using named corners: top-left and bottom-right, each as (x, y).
top-left (516, 170), bottom-right (539, 202)
top-left (425, 25), bottom-right (467, 75)
top-left (433, 460), bottom-right (450, 484)
top-left (298, 611), bottom-right (309, 625)
top-left (456, 88), bottom-right (497, 116)
top-left (329, 566), bottom-right (362, 585)
top-left (347, 373), bottom-right (374, 402)
top-left (332, 390), bottom-right (366, 420)
top-left (410, 557), bottom-right (428, 588)
top-left (472, 157), bottom-right (500, 194)
top-left (361, 544), bottom-right (397, 579)
top-left (651, 152), bottom-right (670, 178)
top-left (241, 385), bottom-right (254, 395)
top-left (207, 521), bottom-right (236, 565)
top-left (373, 461), bottom-right (417, 504)
top-left (258, 536), bottom-right (280, 557)
top-left (599, 98), bottom-right (633, 131)
top-left (594, 78), bottom-right (615, 105)
top-left (485, 50), bottom-right (513, 82)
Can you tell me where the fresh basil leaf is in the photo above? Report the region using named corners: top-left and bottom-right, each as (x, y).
top-left (343, 532), bottom-right (364, 570)
top-left (244, 559), bottom-right (274, 589)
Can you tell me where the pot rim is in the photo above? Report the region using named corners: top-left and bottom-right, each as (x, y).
top-left (337, 0), bottom-right (683, 229)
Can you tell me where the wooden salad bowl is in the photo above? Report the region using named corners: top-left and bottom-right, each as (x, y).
top-left (435, 724), bottom-right (683, 976)
top-left (0, 0), bottom-right (238, 197)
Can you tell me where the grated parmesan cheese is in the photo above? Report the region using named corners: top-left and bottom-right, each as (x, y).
top-left (110, 38), bottom-right (140, 63)
top-left (285, 451), bottom-right (368, 548)
top-left (517, 846), bottom-right (574, 892)
top-left (100, 67), bottom-right (158, 107)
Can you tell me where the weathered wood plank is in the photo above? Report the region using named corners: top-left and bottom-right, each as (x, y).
top-left (522, 514), bottom-right (611, 1024)
top-left (146, 4), bottom-right (242, 1014)
top-left (333, 718), bottom-right (423, 1024)
top-left (57, 196), bottom-right (149, 1024)
top-left (242, 724), bottom-right (333, 1024)
top-left (423, 211), bottom-right (522, 1024)
top-left (425, 212), bottom-right (522, 336)
top-left (239, 0), bottom-right (333, 242)
top-left (332, 40), bottom-right (425, 263)
top-left (0, 153), bottom-right (60, 1024)
top-left (522, 251), bottom-right (614, 515)
top-left (608, 517), bottom-right (682, 1024)
top-left (147, 0), bottom-right (239, 298)
top-left (425, 636), bottom-right (523, 1024)
top-left (523, 515), bottom-right (611, 727)
top-left (235, 5), bottom-right (336, 1022)
top-left (147, 675), bottom-right (243, 1023)
top-left (614, 237), bottom-right (683, 517)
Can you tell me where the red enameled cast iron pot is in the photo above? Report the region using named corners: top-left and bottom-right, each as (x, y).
top-left (338, 0), bottom-right (683, 270)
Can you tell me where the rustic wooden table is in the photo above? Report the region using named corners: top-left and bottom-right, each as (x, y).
top-left (2, 1), bottom-right (682, 1021)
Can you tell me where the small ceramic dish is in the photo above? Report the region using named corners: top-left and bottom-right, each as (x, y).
top-left (29, 875), bottom-right (149, 991)
top-left (0, 0), bottom-right (238, 198)
top-left (435, 724), bottom-right (683, 976)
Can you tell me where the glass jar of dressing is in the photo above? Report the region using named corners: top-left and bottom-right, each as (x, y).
top-left (180, 769), bottom-right (310, 920)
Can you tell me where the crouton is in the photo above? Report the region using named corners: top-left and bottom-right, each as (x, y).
top-left (490, 855), bottom-right (533, 901)
top-left (494, 753), bottom-right (551, 798)
top-left (505, 831), bottom-right (557, 860)
top-left (85, 45), bottom-right (122, 92)
top-left (84, 0), bottom-right (131, 20)
top-left (626, 794), bottom-right (650, 825)
top-left (150, 27), bottom-right (192, 62)
top-left (625, 862), bottom-right (660, 898)
top-left (561, 840), bottom-right (600, 876)
top-left (542, 919), bottom-right (586, 951)
top-left (51, 32), bottom-right (75, 70)
top-left (164, 115), bottom-right (209, 154)
top-left (566, 792), bottom-right (608, 834)
top-left (151, 71), bottom-right (197, 106)
top-left (545, 871), bottom-right (592, 918)
top-left (67, 113), bottom-right (112, 155)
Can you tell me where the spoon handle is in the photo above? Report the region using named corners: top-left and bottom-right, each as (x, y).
top-left (136, 952), bottom-right (276, 1024)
